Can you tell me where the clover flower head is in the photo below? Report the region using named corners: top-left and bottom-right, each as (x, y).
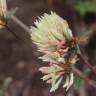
top-left (31, 11), bottom-right (80, 92)
top-left (0, 0), bottom-right (7, 28)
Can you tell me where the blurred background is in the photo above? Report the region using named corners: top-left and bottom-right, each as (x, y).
top-left (0, 0), bottom-right (96, 96)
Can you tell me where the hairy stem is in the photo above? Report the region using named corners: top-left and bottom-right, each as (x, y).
top-left (79, 54), bottom-right (96, 75)
top-left (6, 25), bottom-right (33, 48)
top-left (11, 15), bottom-right (31, 33)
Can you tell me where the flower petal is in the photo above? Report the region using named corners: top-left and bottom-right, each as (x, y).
top-left (66, 72), bottom-right (74, 90)
top-left (50, 76), bottom-right (63, 92)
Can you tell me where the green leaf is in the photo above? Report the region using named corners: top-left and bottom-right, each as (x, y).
top-left (3, 78), bottom-right (12, 91)
top-left (0, 78), bottom-right (12, 96)
top-left (75, 0), bottom-right (96, 16)
top-left (0, 90), bottom-right (4, 96)
top-left (84, 65), bottom-right (96, 76)
top-left (76, 45), bottom-right (81, 55)
top-left (74, 76), bottom-right (84, 89)
top-left (5, 8), bottom-right (18, 20)
top-left (74, 65), bottom-right (96, 90)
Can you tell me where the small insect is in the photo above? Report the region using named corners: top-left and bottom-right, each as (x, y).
top-left (0, 0), bottom-right (7, 28)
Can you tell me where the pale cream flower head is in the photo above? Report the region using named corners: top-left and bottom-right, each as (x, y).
top-left (31, 12), bottom-right (80, 92)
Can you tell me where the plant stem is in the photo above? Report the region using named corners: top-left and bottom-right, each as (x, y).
top-left (6, 25), bottom-right (33, 49)
top-left (72, 66), bottom-right (96, 87)
top-left (6, 25), bottom-right (22, 40)
top-left (79, 54), bottom-right (96, 75)
top-left (11, 15), bottom-right (31, 34)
